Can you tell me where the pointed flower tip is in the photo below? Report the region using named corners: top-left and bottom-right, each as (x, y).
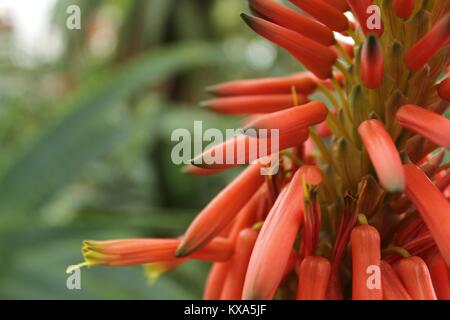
top-left (240, 12), bottom-right (253, 25)
top-left (174, 246), bottom-right (189, 258)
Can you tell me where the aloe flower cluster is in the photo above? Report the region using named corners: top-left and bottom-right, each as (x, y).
top-left (77, 0), bottom-right (450, 300)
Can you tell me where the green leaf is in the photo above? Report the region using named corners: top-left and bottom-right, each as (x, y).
top-left (0, 42), bottom-right (222, 224)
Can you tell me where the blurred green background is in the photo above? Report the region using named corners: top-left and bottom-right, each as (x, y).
top-left (0, 0), bottom-right (300, 299)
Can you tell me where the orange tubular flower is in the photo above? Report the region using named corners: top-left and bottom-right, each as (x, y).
top-left (241, 14), bottom-right (337, 79)
top-left (429, 256), bottom-right (450, 300)
top-left (347, 0), bottom-right (384, 36)
top-left (404, 13), bottom-right (450, 71)
top-left (437, 77), bottom-right (450, 102)
top-left (358, 119), bottom-right (405, 192)
top-left (190, 130), bottom-right (309, 170)
top-left (242, 170), bottom-right (305, 300)
top-left (296, 256), bottom-right (331, 300)
top-left (81, 237), bottom-right (232, 267)
top-left (243, 101), bottom-right (329, 137)
top-left (392, 0), bottom-right (415, 19)
top-left (289, 0), bottom-right (349, 32)
top-left (394, 256), bottom-right (437, 300)
top-left (404, 164), bottom-right (450, 267)
top-left (207, 72), bottom-right (318, 97)
top-left (396, 104), bottom-right (450, 150)
top-left (221, 229), bottom-right (259, 300)
top-left (176, 164), bottom-right (264, 256)
top-left (351, 222), bottom-right (383, 300)
top-left (201, 94), bottom-right (308, 115)
top-left (249, 0), bottom-right (336, 46)
top-left (380, 260), bottom-right (412, 300)
top-left (360, 35), bottom-right (384, 89)
top-left (204, 262), bottom-right (230, 300)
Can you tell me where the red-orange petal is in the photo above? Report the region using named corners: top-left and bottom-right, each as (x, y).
top-left (241, 14), bottom-right (337, 79)
top-left (360, 34), bottom-right (384, 89)
top-left (201, 94), bottom-right (307, 115)
top-left (404, 163), bottom-right (450, 267)
top-left (249, 0), bottom-right (336, 46)
top-left (83, 237), bottom-right (233, 267)
top-left (396, 104), bottom-right (450, 150)
top-left (176, 164), bottom-right (264, 256)
top-left (191, 131), bottom-right (309, 171)
top-left (207, 72), bottom-right (318, 96)
top-left (404, 13), bottom-right (450, 71)
top-left (358, 119), bottom-right (405, 192)
top-left (244, 101), bottom-right (329, 137)
top-left (289, 0), bottom-right (349, 32)
top-left (242, 170), bottom-right (305, 299)
top-left (392, 0), bottom-right (415, 19)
